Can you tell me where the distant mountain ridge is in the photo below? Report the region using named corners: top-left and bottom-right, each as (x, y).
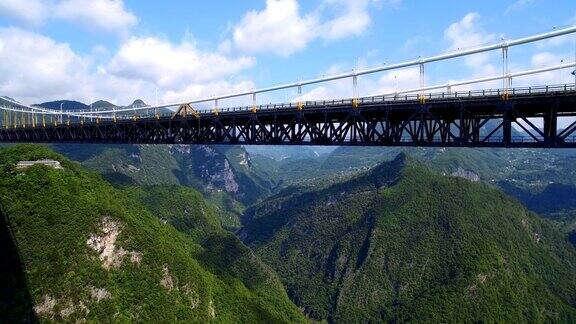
top-left (0, 96), bottom-right (18, 103)
top-left (35, 99), bottom-right (148, 110)
top-left (35, 100), bottom-right (89, 110)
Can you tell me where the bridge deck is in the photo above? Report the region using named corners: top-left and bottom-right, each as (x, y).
top-left (1, 85), bottom-right (576, 148)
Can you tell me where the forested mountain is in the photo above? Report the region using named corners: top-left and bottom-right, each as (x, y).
top-left (0, 145), bottom-right (305, 323)
top-left (89, 99), bottom-right (148, 109)
top-left (241, 154), bottom-right (576, 322)
top-left (51, 144), bottom-right (273, 229)
top-left (35, 100), bottom-right (89, 110)
top-left (251, 146), bottom-right (576, 229)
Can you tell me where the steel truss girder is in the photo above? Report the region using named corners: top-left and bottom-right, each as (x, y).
top-left (1, 93), bottom-right (576, 148)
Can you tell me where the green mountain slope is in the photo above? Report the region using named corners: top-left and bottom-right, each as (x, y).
top-left (241, 154), bottom-right (576, 322)
top-left (51, 144), bottom-right (273, 229)
top-left (255, 146), bottom-right (576, 229)
top-left (0, 145), bottom-right (305, 323)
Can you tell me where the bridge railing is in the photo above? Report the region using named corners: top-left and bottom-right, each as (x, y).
top-left (189, 83), bottom-right (576, 115)
top-left (1, 83), bottom-right (575, 129)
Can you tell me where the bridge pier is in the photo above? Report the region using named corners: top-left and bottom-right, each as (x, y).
top-left (500, 102), bottom-right (515, 147)
top-left (544, 102), bottom-right (559, 146)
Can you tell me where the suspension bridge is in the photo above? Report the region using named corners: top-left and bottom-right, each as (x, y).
top-left (1, 26), bottom-right (576, 148)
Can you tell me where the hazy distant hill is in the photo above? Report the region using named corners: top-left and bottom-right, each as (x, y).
top-left (90, 100), bottom-right (116, 109)
top-left (36, 100), bottom-right (89, 110)
top-left (245, 146), bottom-right (336, 161)
top-left (32, 99), bottom-right (149, 112)
top-left (0, 96), bottom-right (18, 104)
top-left (89, 99), bottom-right (148, 110)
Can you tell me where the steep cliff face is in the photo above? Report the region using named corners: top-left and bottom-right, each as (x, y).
top-left (53, 144), bottom-right (271, 204)
top-left (169, 145), bottom-right (271, 205)
top-left (172, 145), bottom-right (240, 194)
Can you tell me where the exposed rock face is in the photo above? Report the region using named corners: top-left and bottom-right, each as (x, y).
top-left (160, 265), bottom-right (175, 291)
top-left (208, 299), bottom-right (216, 318)
top-left (171, 144), bottom-right (191, 155)
top-left (171, 145), bottom-right (241, 195)
top-left (220, 160), bottom-right (240, 193)
top-left (90, 287), bottom-right (111, 302)
top-left (167, 144), bottom-right (270, 205)
top-left (86, 217), bottom-right (142, 270)
top-left (59, 301), bottom-right (76, 318)
top-left (130, 252), bottom-right (143, 266)
top-left (182, 284), bottom-right (200, 309)
top-left (451, 167), bottom-right (481, 182)
top-left (200, 146), bottom-right (217, 157)
top-left (197, 148), bottom-right (240, 194)
top-left (34, 295), bottom-right (56, 317)
top-left (238, 151), bottom-right (251, 166)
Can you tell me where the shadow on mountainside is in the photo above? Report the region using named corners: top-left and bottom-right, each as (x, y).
top-left (499, 181), bottom-right (576, 220)
top-left (0, 205), bottom-right (37, 323)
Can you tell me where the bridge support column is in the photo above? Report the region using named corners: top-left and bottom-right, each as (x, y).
top-left (544, 102), bottom-right (559, 146)
top-left (472, 119), bottom-right (480, 143)
top-left (458, 105), bottom-right (466, 144)
top-left (502, 107), bottom-right (513, 147)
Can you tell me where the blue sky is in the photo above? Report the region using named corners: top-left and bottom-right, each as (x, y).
top-left (0, 0), bottom-right (574, 106)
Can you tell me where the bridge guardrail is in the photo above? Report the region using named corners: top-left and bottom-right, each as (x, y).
top-left (187, 83), bottom-right (576, 115)
top-left (28, 84), bottom-right (576, 119)
top-left (2, 84), bottom-right (576, 127)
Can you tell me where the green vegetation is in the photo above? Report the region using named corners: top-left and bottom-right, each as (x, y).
top-left (5, 142), bottom-right (576, 323)
top-left (82, 145), bottom-right (180, 186)
top-left (242, 154), bottom-right (576, 322)
top-left (51, 144), bottom-right (273, 229)
top-left (252, 146), bottom-right (576, 235)
top-left (0, 145), bottom-right (305, 323)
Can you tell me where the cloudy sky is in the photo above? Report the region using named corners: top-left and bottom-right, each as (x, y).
top-left (0, 0), bottom-right (574, 107)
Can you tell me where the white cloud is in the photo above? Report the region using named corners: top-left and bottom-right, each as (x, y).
top-left (375, 67), bottom-right (421, 94)
top-left (531, 52), bottom-right (563, 68)
top-left (444, 13), bottom-right (498, 78)
top-left (0, 27), bottom-right (256, 106)
top-left (0, 27), bottom-right (151, 105)
top-left (217, 39), bottom-right (232, 55)
top-left (505, 0), bottom-right (535, 15)
top-left (106, 36), bottom-right (255, 89)
top-left (517, 52), bottom-right (575, 86)
top-left (54, 0), bottom-right (138, 33)
top-left (445, 13), bottom-right (495, 52)
top-left (0, 27), bottom-right (90, 101)
top-left (318, 0), bottom-right (374, 40)
top-left (0, 0), bottom-right (47, 25)
top-left (232, 0), bottom-right (391, 56)
top-left (294, 11), bottom-right (572, 101)
top-left (162, 80), bottom-right (255, 107)
top-left (0, 0), bottom-right (137, 33)
top-left (295, 63), bottom-right (421, 101)
top-left (536, 13), bottom-right (576, 49)
top-left (232, 0), bottom-right (317, 56)
top-left (296, 86), bottom-right (332, 101)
